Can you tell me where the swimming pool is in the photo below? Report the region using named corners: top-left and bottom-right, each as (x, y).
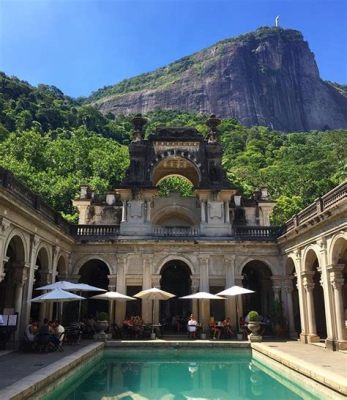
top-left (42, 348), bottom-right (327, 400)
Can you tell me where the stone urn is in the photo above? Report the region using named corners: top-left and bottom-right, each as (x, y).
top-left (247, 322), bottom-right (262, 342)
top-left (247, 311), bottom-right (262, 342)
top-left (96, 320), bottom-right (109, 335)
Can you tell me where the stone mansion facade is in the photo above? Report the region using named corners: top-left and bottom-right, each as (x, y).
top-left (0, 115), bottom-right (346, 350)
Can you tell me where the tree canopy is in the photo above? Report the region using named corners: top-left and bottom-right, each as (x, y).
top-left (0, 73), bottom-right (346, 224)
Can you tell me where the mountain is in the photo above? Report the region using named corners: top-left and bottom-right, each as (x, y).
top-left (89, 27), bottom-right (347, 132)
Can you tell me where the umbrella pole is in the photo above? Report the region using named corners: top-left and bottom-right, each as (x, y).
top-left (152, 301), bottom-right (154, 334)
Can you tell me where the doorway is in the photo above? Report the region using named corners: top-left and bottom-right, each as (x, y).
top-left (160, 260), bottom-right (191, 327)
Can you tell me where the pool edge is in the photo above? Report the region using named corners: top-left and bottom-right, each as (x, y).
top-left (251, 342), bottom-right (347, 396)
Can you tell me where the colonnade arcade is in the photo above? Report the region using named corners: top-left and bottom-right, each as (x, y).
top-left (72, 253), bottom-right (285, 332)
top-left (284, 233), bottom-right (347, 350)
top-left (0, 223), bottom-right (70, 338)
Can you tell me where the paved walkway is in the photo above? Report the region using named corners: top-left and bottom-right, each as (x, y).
top-left (0, 341), bottom-right (93, 389)
top-left (252, 341), bottom-right (347, 395)
top-left (0, 339), bottom-right (346, 399)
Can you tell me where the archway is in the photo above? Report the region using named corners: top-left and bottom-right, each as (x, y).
top-left (305, 249), bottom-right (327, 339)
top-left (78, 259), bottom-right (110, 319)
top-left (160, 260), bottom-right (192, 328)
top-left (152, 156), bottom-right (200, 187)
top-left (242, 260), bottom-right (273, 317)
top-left (0, 235), bottom-right (25, 314)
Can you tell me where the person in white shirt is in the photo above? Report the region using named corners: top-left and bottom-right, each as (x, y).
top-left (187, 314), bottom-right (198, 339)
top-left (53, 320), bottom-right (65, 344)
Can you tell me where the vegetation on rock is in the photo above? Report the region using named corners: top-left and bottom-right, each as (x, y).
top-left (0, 73), bottom-right (346, 224)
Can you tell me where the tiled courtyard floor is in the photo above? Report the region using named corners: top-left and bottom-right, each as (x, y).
top-left (0, 339), bottom-right (346, 399)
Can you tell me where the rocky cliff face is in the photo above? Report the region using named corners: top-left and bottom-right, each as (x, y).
top-left (91, 28), bottom-right (347, 132)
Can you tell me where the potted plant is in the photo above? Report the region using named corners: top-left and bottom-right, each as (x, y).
top-left (271, 299), bottom-right (288, 337)
top-left (96, 312), bottom-right (109, 335)
top-left (247, 311), bottom-right (262, 342)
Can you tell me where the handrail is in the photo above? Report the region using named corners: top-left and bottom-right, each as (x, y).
top-left (70, 224), bottom-right (120, 237)
top-left (152, 226), bottom-right (200, 237)
top-left (234, 225), bottom-right (280, 240)
top-left (281, 180), bottom-right (346, 235)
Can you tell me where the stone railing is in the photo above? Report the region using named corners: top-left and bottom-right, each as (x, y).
top-left (70, 224), bottom-right (120, 239)
top-left (281, 180), bottom-right (347, 235)
top-left (234, 226), bottom-right (281, 240)
top-left (152, 226), bottom-right (200, 237)
top-left (0, 167), bottom-right (71, 233)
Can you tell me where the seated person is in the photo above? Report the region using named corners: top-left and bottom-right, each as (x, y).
top-left (209, 317), bottom-right (221, 339)
top-left (132, 315), bottom-right (144, 338)
top-left (187, 314), bottom-right (198, 338)
top-left (222, 317), bottom-right (234, 338)
top-left (53, 320), bottom-right (65, 344)
top-left (25, 320), bottom-right (39, 343)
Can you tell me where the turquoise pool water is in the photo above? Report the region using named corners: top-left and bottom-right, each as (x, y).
top-left (44, 348), bottom-right (321, 400)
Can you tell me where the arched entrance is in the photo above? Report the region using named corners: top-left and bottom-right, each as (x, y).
top-left (242, 260), bottom-right (273, 316)
top-left (160, 260), bottom-right (192, 326)
top-left (0, 235), bottom-right (26, 315)
top-left (152, 156), bottom-right (200, 187)
top-left (78, 259), bottom-right (109, 318)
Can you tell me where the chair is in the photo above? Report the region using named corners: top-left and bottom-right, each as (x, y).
top-left (64, 324), bottom-right (81, 344)
top-left (36, 334), bottom-right (52, 352)
top-left (52, 332), bottom-right (64, 352)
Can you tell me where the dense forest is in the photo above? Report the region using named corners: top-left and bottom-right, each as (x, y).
top-left (0, 72), bottom-right (346, 224)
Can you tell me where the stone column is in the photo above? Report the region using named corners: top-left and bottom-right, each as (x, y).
top-left (107, 274), bottom-right (117, 323)
top-left (224, 256), bottom-right (236, 326)
top-left (234, 275), bottom-right (244, 329)
top-left (142, 255), bottom-right (152, 323)
top-left (146, 200), bottom-right (151, 222)
top-left (271, 276), bottom-right (282, 301)
top-left (199, 256), bottom-right (210, 328)
top-left (200, 200), bottom-right (206, 223)
top-left (152, 275), bottom-right (161, 324)
top-left (317, 238), bottom-right (335, 348)
top-left (115, 255), bottom-right (127, 325)
top-left (0, 256), bottom-right (9, 283)
top-left (294, 250), bottom-right (308, 343)
top-left (22, 235), bottom-right (40, 328)
top-left (328, 264), bottom-right (347, 350)
top-left (121, 200), bottom-right (127, 222)
top-left (224, 201), bottom-right (230, 223)
top-left (283, 279), bottom-right (297, 338)
top-left (0, 219), bottom-right (12, 309)
top-left (302, 271), bottom-right (319, 342)
top-left (191, 276), bottom-right (200, 320)
top-left (13, 262), bottom-right (30, 341)
top-left (38, 271), bottom-right (53, 322)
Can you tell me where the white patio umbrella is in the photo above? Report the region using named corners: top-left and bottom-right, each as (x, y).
top-left (36, 281), bottom-right (106, 292)
top-left (134, 288), bottom-right (175, 333)
top-left (31, 288), bottom-right (85, 320)
top-left (179, 291), bottom-right (225, 329)
top-left (90, 291), bottom-right (135, 322)
top-left (36, 281), bottom-right (106, 321)
top-left (217, 285), bottom-right (255, 332)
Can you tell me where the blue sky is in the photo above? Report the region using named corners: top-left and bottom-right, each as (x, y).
top-left (1, 0), bottom-right (346, 97)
